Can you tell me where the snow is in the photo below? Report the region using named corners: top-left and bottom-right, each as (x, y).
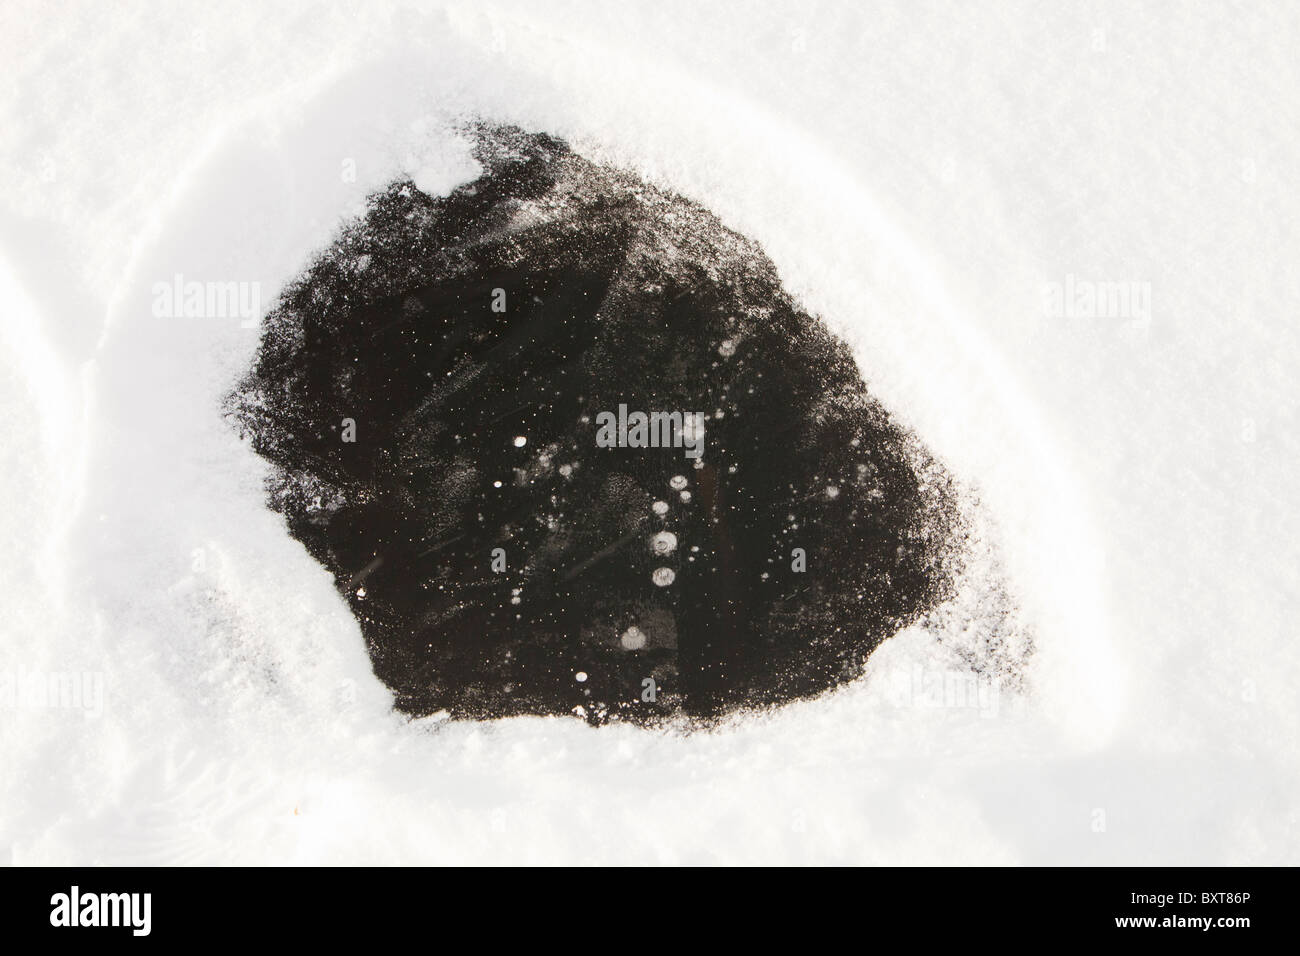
top-left (0, 0), bottom-right (1296, 864)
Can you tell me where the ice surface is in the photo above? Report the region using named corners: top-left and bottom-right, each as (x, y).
top-left (0, 0), bottom-right (1296, 864)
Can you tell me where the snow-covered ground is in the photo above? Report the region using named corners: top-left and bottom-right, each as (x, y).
top-left (0, 0), bottom-right (1295, 864)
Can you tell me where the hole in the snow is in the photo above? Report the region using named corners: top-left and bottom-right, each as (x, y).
top-left (227, 125), bottom-right (963, 725)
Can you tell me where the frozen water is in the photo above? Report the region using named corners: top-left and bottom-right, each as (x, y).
top-left (0, 1), bottom-right (1296, 864)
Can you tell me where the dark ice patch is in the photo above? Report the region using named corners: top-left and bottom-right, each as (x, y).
top-left (226, 125), bottom-right (962, 725)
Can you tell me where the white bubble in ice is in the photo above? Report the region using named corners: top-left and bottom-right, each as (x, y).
top-left (575, 671), bottom-right (588, 683)
top-left (718, 339), bottom-right (737, 357)
top-left (652, 567), bottom-right (676, 587)
top-left (651, 531), bottom-right (678, 555)
top-left (826, 485), bottom-right (840, 499)
top-left (679, 491), bottom-right (692, 503)
top-left (669, 475), bottom-right (688, 490)
top-left (513, 436), bottom-right (527, 447)
top-left (493, 480), bottom-right (503, 488)
top-left (651, 500), bottom-right (669, 516)
top-left (620, 626), bottom-right (647, 650)
top-left (559, 464), bottom-right (573, 477)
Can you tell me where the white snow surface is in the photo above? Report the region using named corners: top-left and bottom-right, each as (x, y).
top-left (0, 0), bottom-right (1296, 864)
